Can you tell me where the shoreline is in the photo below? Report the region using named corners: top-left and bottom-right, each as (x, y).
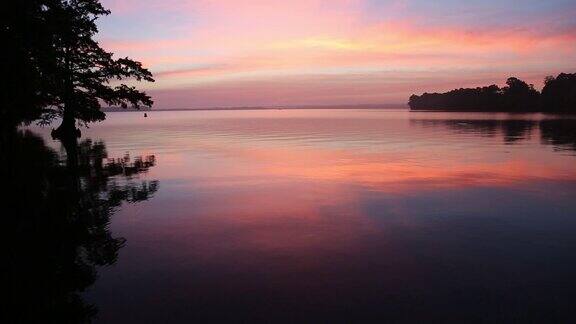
top-left (102, 105), bottom-right (408, 112)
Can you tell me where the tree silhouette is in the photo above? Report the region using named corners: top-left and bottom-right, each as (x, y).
top-left (501, 77), bottom-right (540, 112)
top-left (542, 73), bottom-right (576, 113)
top-left (408, 84), bottom-right (505, 111)
top-left (47, 0), bottom-right (154, 139)
top-left (2, 1), bottom-right (154, 135)
top-left (2, 1), bottom-right (58, 126)
top-left (409, 73), bottom-right (575, 113)
top-left (2, 130), bottom-right (158, 323)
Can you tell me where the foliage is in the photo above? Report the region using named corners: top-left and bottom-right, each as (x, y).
top-left (2, 0), bottom-right (154, 131)
top-left (541, 73), bottom-right (576, 113)
top-left (409, 73), bottom-right (574, 113)
top-left (2, 1), bottom-right (55, 124)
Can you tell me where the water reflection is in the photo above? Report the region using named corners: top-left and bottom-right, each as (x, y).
top-left (3, 130), bottom-right (158, 323)
top-left (412, 117), bottom-right (576, 150)
top-left (12, 110), bottom-right (576, 322)
top-left (540, 119), bottom-right (576, 152)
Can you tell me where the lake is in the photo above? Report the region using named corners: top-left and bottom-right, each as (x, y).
top-left (10, 109), bottom-right (576, 322)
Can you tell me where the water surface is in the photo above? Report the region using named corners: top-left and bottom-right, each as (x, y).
top-left (24, 109), bottom-right (576, 321)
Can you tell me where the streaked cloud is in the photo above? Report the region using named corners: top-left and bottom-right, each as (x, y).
top-left (98, 0), bottom-right (576, 108)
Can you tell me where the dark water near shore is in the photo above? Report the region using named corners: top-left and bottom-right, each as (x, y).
top-left (10, 109), bottom-right (576, 322)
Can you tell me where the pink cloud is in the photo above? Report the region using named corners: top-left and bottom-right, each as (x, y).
top-left (97, 0), bottom-right (576, 108)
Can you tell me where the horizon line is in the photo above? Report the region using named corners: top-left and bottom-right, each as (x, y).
top-left (102, 103), bottom-right (409, 112)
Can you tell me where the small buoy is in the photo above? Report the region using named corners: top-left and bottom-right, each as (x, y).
top-left (144, 113), bottom-right (148, 117)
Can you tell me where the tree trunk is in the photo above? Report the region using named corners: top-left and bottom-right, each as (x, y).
top-left (52, 106), bottom-right (80, 140)
top-left (52, 46), bottom-right (80, 140)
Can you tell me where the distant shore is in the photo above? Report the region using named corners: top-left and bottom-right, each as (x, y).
top-left (102, 104), bottom-right (408, 112)
top-left (409, 73), bottom-right (576, 113)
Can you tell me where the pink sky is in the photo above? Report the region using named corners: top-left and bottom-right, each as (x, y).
top-left (98, 0), bottom-right (576, 109)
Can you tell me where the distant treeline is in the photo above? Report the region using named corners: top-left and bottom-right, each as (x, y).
top-left (409, 73), bottom-right (576, 113)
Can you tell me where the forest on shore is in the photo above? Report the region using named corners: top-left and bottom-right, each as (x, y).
top-left (409, 73), bottom-right (576, 113)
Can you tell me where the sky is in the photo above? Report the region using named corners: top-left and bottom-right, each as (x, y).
top-left (97, 0), bottom-right (576, 109)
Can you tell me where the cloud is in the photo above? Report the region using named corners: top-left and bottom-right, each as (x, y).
top-left (146, 70), bottom-right (558, 109)
top-left (97, 0), bottom-right (576, 108)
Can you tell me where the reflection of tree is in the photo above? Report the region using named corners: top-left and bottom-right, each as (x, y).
top-left (411, 118), bottom-right (576, 153)
top-left (540, 119), bottom-right (576, 153)
top-left (500, 120), bottom-right (536, 143)
top-left (427, 119), bottom-right (499, 137)
top-left (2, 130), bottom-right (158, 323)
top-left (411, 119), bottom-right (536, 143)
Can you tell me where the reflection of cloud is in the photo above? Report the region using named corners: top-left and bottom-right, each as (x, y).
top-left (124, 119), bottom-right (576, 264)
top-left (233, 148), bottom-right (572, 192)
top-left (153, 135), bottom-right (576, 195)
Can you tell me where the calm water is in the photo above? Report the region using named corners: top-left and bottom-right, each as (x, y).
top-left (11, 109), bottom-right (576, 322)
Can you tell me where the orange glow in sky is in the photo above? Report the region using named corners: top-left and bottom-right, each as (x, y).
top-left (98, 0), bottom-right (576, 108)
